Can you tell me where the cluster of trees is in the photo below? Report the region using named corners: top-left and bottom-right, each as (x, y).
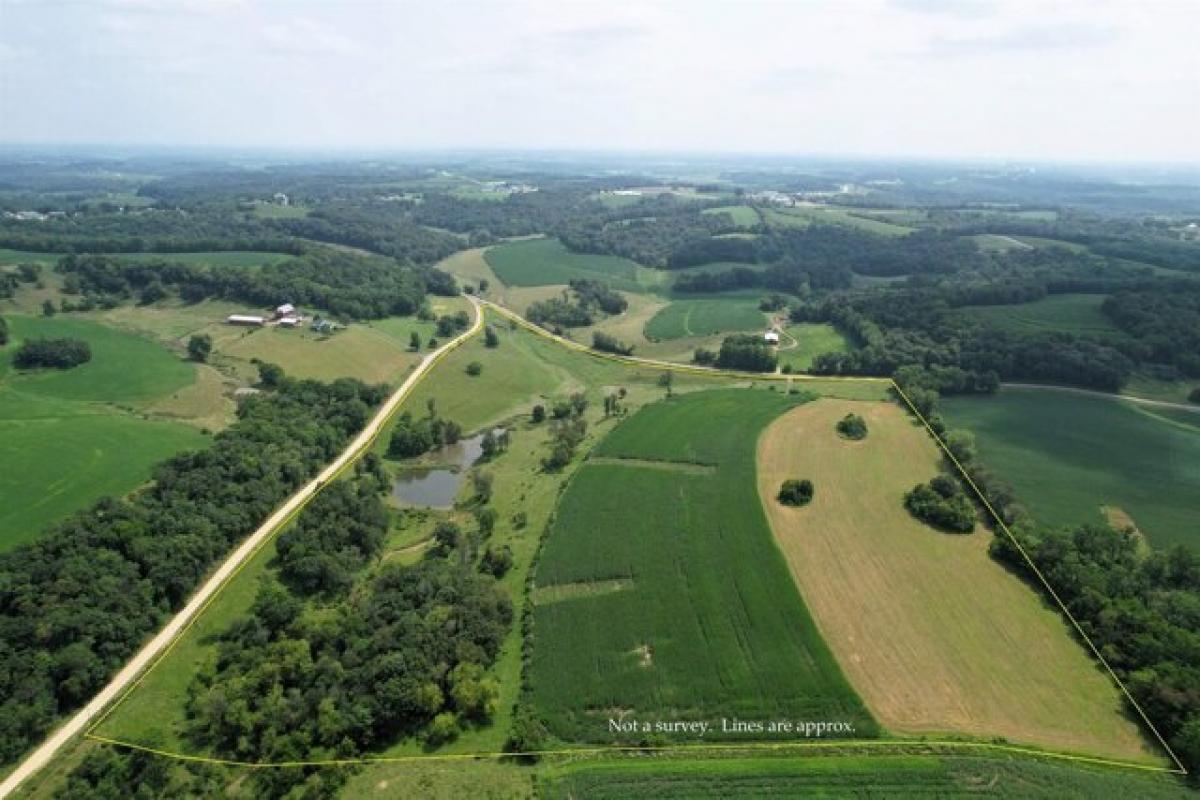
top-left (541, 394), bottom-right (588, 471)
top-left (56, 249), bottom-right (448, 320)
top-left (836, 413), bottom-right (868, 440)
top-left (435, 309), bottom-right (473, 337)
top-left (558, 201), bottom-right (733, 267)
top-left (1103, 288), bottom-right (1200, 377)
top-left (276, 202), bottom-right (463, 265)
top-left (715, 334), bottom-right (777, 372)
top-left (0, 314), bottom-right (7, 346)
top-left (386, 405), bottom-right (462, 459)
top-left (526, 280), bottom-right (627, 330)
top-left (904, 475), bottom-right (977, 533)
top-left (12, 337), bottom-right (91, 369)
top-left (0, 375), bottom-right (387, 765)
top-left (592, 331), bottom-right (635, 356)
top-left (778, 479), bottom-right (814, 507)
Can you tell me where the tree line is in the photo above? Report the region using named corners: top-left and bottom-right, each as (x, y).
top-left (0, 373), bottom-right (388, 767)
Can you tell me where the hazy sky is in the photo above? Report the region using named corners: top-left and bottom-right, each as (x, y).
top-left (1, 0), bottom-right (1196, 161)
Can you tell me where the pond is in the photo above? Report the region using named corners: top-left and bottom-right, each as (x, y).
top-left (390, 428), bottom-right (500, 509)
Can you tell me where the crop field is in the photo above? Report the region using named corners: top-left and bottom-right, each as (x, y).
top-left (539, 753), bottom-right (1191, 799)
top-left (956, 293), bottom-right (1122, 337)
top-left (777, 322), bottom-right (853, 371)
top-left (941, 388), bottom-right (1200, 549)
top-left (643, 297), bottom-right (765, 340)
top-left (484, 237), bottom-right (648, 293)
top-left (216, 322), bottom-right (428, 384)
top-left (702, 205), bottom-right (760, 226)
top-left (0, 314), bottom-right (195, 402)
top-left (757, 399), bottom-right (1156, 761)
top-left (531, 390), bottom-right (876, 742)
top-left (0, 314), bottom-right (207, 549)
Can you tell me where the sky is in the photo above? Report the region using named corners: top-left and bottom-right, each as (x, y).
top-left (0, 0), bottom-right (1196, 162)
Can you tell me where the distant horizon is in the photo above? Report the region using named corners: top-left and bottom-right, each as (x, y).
top-left (2, 1), bottom-right (1196, 165)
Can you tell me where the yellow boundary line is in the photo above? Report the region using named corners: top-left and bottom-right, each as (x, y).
top-left (77, 301), bottom-right (1187, 778)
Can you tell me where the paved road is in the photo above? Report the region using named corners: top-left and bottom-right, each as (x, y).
top-left (0, 297), bottom-right (483, 799)
top-left (1002, 382), bottom-right (1200, 414)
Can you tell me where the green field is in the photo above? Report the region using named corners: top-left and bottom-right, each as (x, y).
top-left (531, 390), bottom-right (875, 742)
top-left (539, 753), bottom-right (1191, 799)
top-left (643, 298), bottom-right (766, 340)
top-left (970, 233), bottom-right (1036, 252)
top-left (762, 205), bottom-right (915, 236)
top-left (702, 205), bottom-right (760, 227)
top-left (484, 238), bottom-right (649, 292)
top-left (778, 323), bottom-right (853, 371)
top-left (0, 249), bottom-right (292, 268)
top-left (0, 315), bottom-right (207, 550)
top-left (957, 293), bottom-right (1122, 337)
top-left (941, 388), bottom-right (1200, 548)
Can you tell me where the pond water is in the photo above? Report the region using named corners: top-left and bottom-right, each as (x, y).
top-left (390, 428), bottom-right (499, 508)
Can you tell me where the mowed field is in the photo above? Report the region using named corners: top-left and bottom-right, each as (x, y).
top-left (778, 322), bottom-right (853, 371)
top-left (643, 298), bottom-right (765, 340)
top-left (956, 293), bottom-right (1123, 337)
top-left (702, 205), bottom-right (760, 227)
top-left (940, 389), bottom-right (1200, 549)
top-left (531, 390), bottom-right (876, 742)
top-left (756, 399), bottom-right (1156, 762)
top-left (484, 237), bottom-right (648, 293)
top-left (0, 315), bottom-right (207, 550)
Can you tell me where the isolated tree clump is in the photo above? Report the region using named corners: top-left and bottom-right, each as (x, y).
top-left (187, 333), bottom-right (213, 363)
top-left (778, 478), bottom-right (814, 507)
top-left (904, 475), bottom-right (976, 533)
top-left (835, 412), bottom-right (868, 440)
top-left (484, 325), bottom-right (500, 348)
top-left (13, 337), bottom-right (91, 369)
top-left (1190, 387), bottom-right (1200, 404)
top-left (0, 315), bottom-right (8, 346)
top-left (466, 361), bottom-right (483, 376)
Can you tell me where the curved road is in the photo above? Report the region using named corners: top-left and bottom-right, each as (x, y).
top-left (0, 297), bottom-right (483, 799)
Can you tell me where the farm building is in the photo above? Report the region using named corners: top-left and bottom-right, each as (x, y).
top-left (274, 303), bottom-right (296, 318)
top-left (764, 331), bottom-right (781, 345)
top-left (278, 316), bottom-right (300, 327)
top-left (226, 314), bottom-right (266, 326)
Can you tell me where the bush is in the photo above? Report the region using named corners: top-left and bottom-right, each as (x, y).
top-left (484, 325), bottom-right (499, 348)
top-left (778, 478), bottom-right (814, 507)
top-left (835, 413), bottom-right (868, 440)
top-left (592, 331), bottom-right (635, 356)
top-left (904, 477), bottom-right (975, 533)
top-left (13, 337), bottom-right (91, 369)
top-left (466, 361), bottom-right (483, 376)
top-left (531, 404), bottom-right (546, 423)
top-left (1190, 387), bottom-right (1200, 404)
top-left (187, 333), bottom-right (212, 363)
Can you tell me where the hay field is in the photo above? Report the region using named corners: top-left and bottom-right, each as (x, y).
top-left (757, 399), bottom-right (1157, 763)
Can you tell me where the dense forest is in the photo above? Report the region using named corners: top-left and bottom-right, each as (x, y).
top-left (0, 375), bottom-right (387, 764)
top-left (55, 249), bottom-right (451, 319)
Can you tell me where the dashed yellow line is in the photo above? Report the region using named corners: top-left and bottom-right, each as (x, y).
top-left (75, 300), bottom-right (1186, 779)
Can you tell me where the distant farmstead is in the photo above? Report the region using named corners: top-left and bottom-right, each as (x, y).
top-left (275, 303), bottom-right (296, 318)
top-left (764, 331), bottom-right (781, 345)
top-left (227, 314), bottom-right (266, 326)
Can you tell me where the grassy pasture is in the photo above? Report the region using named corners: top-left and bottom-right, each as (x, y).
top-left (762, 205), bottom-right (915, 236)
top-left (777, 322), bottom-right (853, 372)
top-left (0, 314), bottom-right (195, 402)
top-left (0, 314), bottom-right (207, 550)
top-left (539, 753), bottom-right (1190, 799)
top-left (484, 238), bottom-right (648, 293)
top-left (941, 388), bottom-right (1200, 549)
top-left (757, 399), bottom-right (1155, 762)
top-left (643, 298), bottom-right (766, 341)
top-left (531, 390), bottom-right (876, 743)
top-left (970, 233), bottom-right (1035, 252)
top-left (702, 205), bottom-right (760, 227)
top-left (956, 293), bottom-right (1122, 337)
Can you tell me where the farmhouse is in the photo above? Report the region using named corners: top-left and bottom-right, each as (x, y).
top-left (274, 303), bottom-right (296, 318)
top-left (226, 314), bottom-right (265, 326)
top-left (764, 331), bottom-right (780, 345)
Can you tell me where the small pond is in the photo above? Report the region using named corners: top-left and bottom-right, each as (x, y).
top-left (390, 428), bottom-right (500, 508)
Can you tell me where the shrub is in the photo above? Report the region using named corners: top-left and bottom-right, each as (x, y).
top-left (835, 413), bottom-right (868, 440)
top-left (466, 361), bottom-right (483, 376)
top-left (778, 478), bottom-right (814, 507)
top-left (484, 325), bottom-right (499, 348)
top-left (1190, 387), bottom-right (1200, 404)
top-left (531, 404), bottom-right (546, 423)
top-left (904, 477), bottom-right (975, 533)
top-left (187, 333), bottom-right (213, 363)
top-left (592, 331), bottom-right (634, 356)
